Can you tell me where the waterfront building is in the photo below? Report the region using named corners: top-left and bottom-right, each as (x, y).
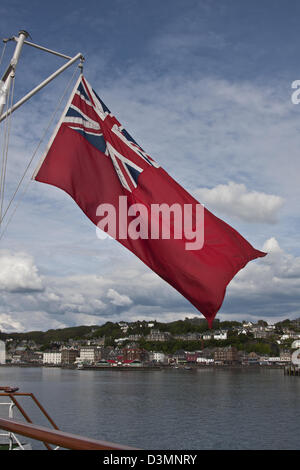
top-left (280, 351), bottom-right (292, 363)
top-left (43, 352), bottom-right (62, 365)
top-left (172, 350), bottom-right (187, 364)
top-left (127, 359), bottom-right (143, 367)
top-left (106, 347), bottom-right (123, 361)
top-left (0, 340), bottom-right (6, 364)
top-left (268, 357), bottom-right (283, 364)
top-left (196, 357), bottom-right (214, 365)
top-left (186, 352), bottom-right (200, 363)
top-left (21, 350), bottom-right (43, 364)
top-left (79, 346), bottom-right (101, 364)
top-left (61, 349), bottom-right (79, 364)
top-left (122, 347), bottom-right (149, 362)
top-left (214, 346), bottom-right (238, 364)
top-left (149, 351), bottom-right (167, 363)
top-left (241, 351), bottom-right (259, 365)
top-left (11, 354), bottom-right (22, 363)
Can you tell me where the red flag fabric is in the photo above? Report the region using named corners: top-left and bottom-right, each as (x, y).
top-left (33, 75), bottom-right (266, 327)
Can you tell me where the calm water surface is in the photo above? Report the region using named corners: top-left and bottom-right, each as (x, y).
top-left (0, 366), bottom-right (299, 449)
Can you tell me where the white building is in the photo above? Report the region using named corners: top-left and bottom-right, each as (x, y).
top-left (0, 340), bottom-right (6, 364)
top-left (79, 346), bottom-right (101, 364)
top-left (43, 352), bottom-right (62, 365)
top-left (213, 330), bottom-right (228, 340)
top-left (242, 322), bottom-right (253, 328)
top-left (151, 352), bottom-right (167, 363)
top-left (268, 356), bottom-right (290, 364)
top-left (202, 333), bottom-right (212, 340)
top-left (196, 357), bottom-right (214, 364)
top-left (119, 322), bottom-right (128, 333)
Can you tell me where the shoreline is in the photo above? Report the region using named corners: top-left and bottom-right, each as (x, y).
top-left (0, 363), bottom-right (286, 371)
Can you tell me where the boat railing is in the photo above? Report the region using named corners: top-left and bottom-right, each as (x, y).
top-left (0, 417), bottom-right (136, 450)
top-left (0, 387), bottom-right (136, 450)
top-left (0, 386), bottom-right (59, 450)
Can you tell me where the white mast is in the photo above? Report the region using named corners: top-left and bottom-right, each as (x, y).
top-left (0, 30), bottom-right (84, 234)
top-left (0, 30), bottom-right (29, 117)
top-left (0, 31), bottom-right (84, 123)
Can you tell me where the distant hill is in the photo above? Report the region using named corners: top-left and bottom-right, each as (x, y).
top-left (0, 317), bottom-right (227, 345)
top-left (2, 317), bottom-right (296, 347)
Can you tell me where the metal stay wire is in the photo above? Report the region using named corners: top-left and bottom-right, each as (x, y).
top-left (0, 64), bottom-right (80, 242)
top-left (0, 74), bottom-right (13, 227)
top-left (0, 40), bottom-right (8, 71)
top-left (0, 73), bottom-right (15, 225)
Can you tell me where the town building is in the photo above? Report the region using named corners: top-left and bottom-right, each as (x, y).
top-left (146, 329), bottom-right (172, 342)
top-left (174, 333), bottom-right (201, 341)
top-left (280, 351), bottom-right (292, 363)
top-left (196, 357), bottom-right (214, 365)
top-left (43, 352), bottom-right (62, 365)
top-left (240, 352), bottom-right (259, 365)
top-left (122, 347), bottom-right (149, 363)
top-left (21, 350), bottom-right (43, 364)
top-left (149, 351), bottom-right (167, 363)
top-left (186, 352), bottom-right (200, 363)
top-left (172, 350), bottom-right (187, 364)
top-left (213, 330), bottom-right (228, 340)
top-left (86, 337), bottom-right (105, 346)
top-left (253, 326), bottom-right (275, 339)
top-left (0, 340), bottom-right (6, 364)
top-left (118, 322), bottom-right (129, 333)
top-left (79, 346), bottom-right (102, 364)
top-left (11, 354), bottom-right (22, 363)
top-left (214, 346), bottom-right (238, 364)
top-left (202, 332), bottom-right (213, 340)
top-left (127, 334), bottom-right (143, 341)
top-left (61, 349), bottom-right (79, 364)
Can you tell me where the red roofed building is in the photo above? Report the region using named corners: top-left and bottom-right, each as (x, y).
top-left (122, 347), bottom-right (149, 363)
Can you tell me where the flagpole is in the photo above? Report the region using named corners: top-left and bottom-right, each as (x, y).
top-left (0, 52), bottom-right (84, 123)
top-left (0, 30), bottom-right (29, 117)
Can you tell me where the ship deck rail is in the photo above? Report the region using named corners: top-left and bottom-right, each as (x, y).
top-left (0, 387), bottom-right (136, 450)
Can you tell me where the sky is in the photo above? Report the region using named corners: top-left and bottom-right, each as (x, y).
top-left (0, 0), bottom-right (300, 332)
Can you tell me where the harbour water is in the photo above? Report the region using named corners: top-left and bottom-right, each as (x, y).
top-left (0, 366), bottom-right (299, 450)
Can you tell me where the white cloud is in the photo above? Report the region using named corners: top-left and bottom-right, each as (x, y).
top-left (229, 237), bottom-right (300, 299)
top-left (194, 181), bottom-right (284, 223)
top-left (0, 237), bottom-right (300, 332)
top-left (0, 313), bottom-right (24, 333)
top-left (0, 250), bottom-right (43, 292)
top-left (0, 310), bottom-right (67, 333)
top-left (107, 288), bottom-right (133, 307)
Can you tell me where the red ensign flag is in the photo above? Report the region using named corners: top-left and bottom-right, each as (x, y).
top-left (33, 75), bottom-right (266, 327)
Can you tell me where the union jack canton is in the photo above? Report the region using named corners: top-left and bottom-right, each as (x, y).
top-left (62, 75), bottom-right (159, 193)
